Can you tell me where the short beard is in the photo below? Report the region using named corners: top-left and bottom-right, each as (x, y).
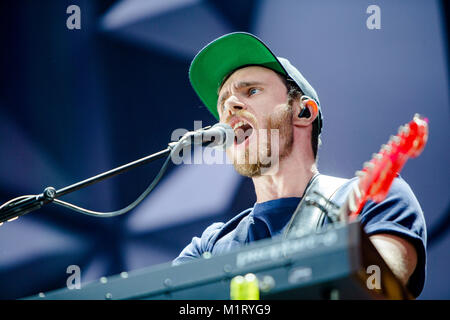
top-left (233, 104), bottom-right (294, 177)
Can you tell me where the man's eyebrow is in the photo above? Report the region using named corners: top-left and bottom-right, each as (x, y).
top-left (234, 80), bottom-right (265, 89)
top-left (217, 81), bottom-right (265, 106)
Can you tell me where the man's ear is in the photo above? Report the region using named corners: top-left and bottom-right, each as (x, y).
top-left (293, 96), bottom-right (319, 127)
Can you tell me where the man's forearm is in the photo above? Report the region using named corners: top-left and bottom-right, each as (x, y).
top-left (369, 233), bottom-right (418, 285)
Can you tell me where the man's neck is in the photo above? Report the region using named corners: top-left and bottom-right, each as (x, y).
top-left (251, 148), bottom-right (318, 203)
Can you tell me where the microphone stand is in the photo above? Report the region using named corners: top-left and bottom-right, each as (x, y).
top-left (0, 145), bottom-right (173, 224)
top-left (0, 123), bottom-right (229, 224)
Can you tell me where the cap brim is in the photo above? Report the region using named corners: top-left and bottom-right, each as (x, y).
top-left (189, 32), bottom-right (286, 120)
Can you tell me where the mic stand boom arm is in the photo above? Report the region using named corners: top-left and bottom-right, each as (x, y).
top-left (0, 122), bottom-right (232, 225)
top-left (0, 146), bottom-right (173, 224)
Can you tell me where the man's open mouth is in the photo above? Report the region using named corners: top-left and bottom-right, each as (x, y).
top-left (232, 121), bottom-right (254, 145)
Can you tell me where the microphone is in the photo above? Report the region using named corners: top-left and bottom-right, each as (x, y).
top-left (189, 123), bottom-right (234, 148)
top-left (171, 123), bottom-right (234, 150)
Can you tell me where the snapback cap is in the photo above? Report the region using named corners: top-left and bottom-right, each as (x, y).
top-left (189, 32), bottom-right (322, 133)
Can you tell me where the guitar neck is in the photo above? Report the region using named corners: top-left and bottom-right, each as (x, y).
top-left (338, 114), bottom-right (428, 222)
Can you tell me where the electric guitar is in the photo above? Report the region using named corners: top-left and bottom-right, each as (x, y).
top-left (339, 113), bottom-right (428, 222)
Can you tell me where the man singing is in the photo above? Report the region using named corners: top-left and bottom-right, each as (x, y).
top-left (173, 32), bottom-right (426, 298)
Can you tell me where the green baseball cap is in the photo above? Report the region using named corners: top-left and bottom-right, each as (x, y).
top-left (189, 32), bottom-right (322, 133)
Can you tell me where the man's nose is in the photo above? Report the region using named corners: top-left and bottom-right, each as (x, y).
top-left (224, 95), bottom-right (246, 116)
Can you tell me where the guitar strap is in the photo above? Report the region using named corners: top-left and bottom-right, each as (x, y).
top-left (284, 173), bottom-right (349, 238)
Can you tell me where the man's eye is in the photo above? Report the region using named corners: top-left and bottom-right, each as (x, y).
top-left (249, 88), bottom-right (260, 96)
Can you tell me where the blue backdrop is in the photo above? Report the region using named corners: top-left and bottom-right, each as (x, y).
top-left (0, 0), bottom-right (448, 299)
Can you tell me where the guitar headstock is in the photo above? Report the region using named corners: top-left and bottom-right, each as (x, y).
top-left (349, 114), bottom-right (428, 218)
